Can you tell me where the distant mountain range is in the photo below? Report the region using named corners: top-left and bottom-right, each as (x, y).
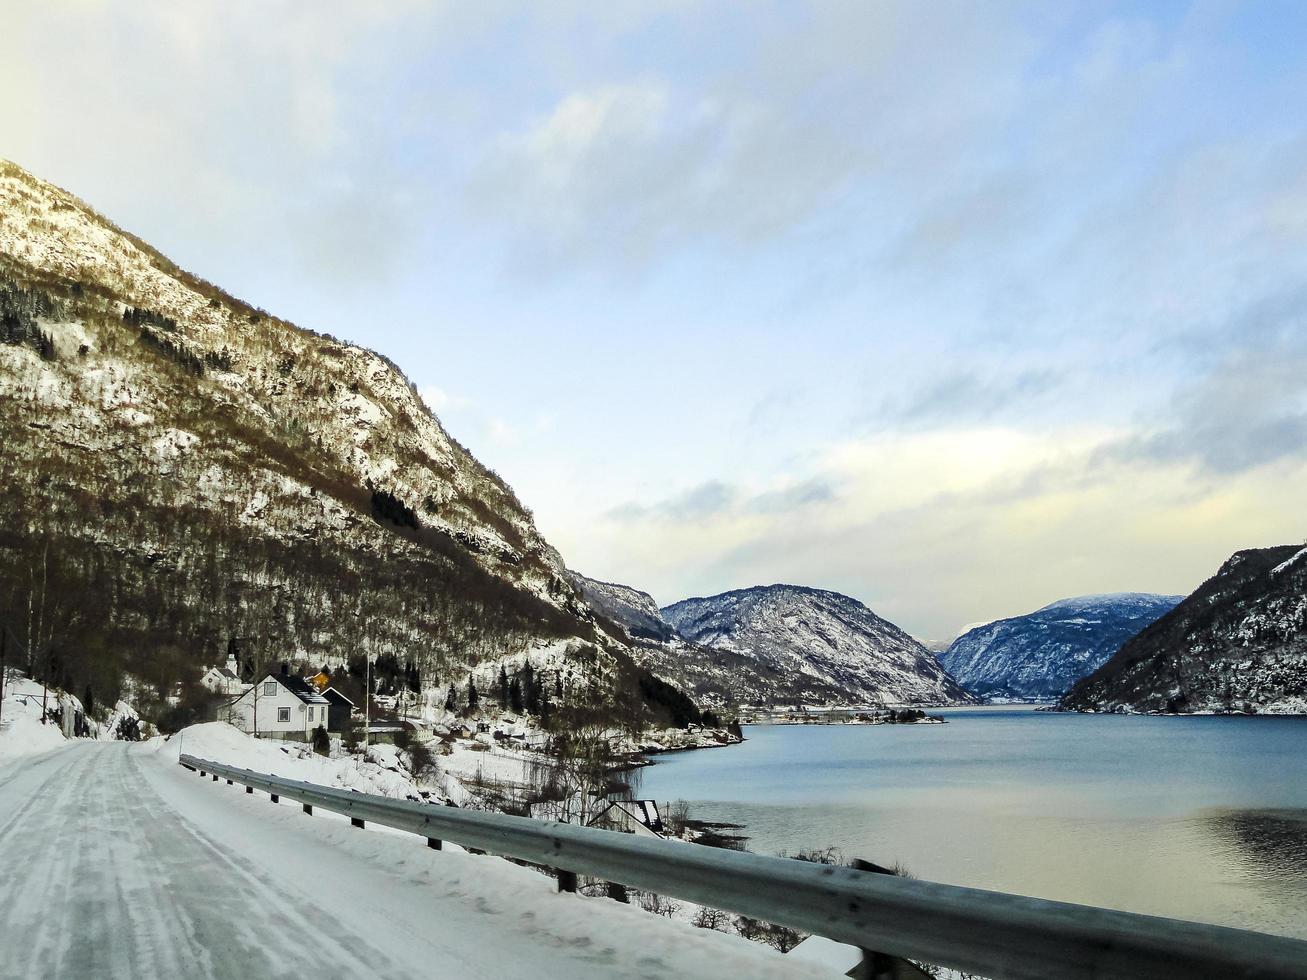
top-left (571, 574), bottom-right (974, 706)
top-left (1060, 545), bottom-right (1307, 714)
top-left (567, 572), bottom-right (812, 706)
top-left (940, 593), bottom-right (1183, 700)
top-left (661, 584), bottom-right (973, 706)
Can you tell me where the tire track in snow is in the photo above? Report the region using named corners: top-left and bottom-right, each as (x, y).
top-left (0, 742), bottom-right (412, 980)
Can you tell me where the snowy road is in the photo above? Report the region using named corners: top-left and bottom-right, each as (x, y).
top-left (0, 740), bottom-right (832, 980)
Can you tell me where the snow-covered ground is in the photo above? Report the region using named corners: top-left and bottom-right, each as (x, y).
top-left (0, 736), bottom-right (836, 978)
top-left (176, 721), bottom-right (450, 798)
top-left (0, 673), bottom-right (73, 764)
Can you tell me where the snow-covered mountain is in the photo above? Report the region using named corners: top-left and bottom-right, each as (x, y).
top-left (566, 571), bottom-right (782, 707)
top-left (0, 160), bottom-right (666, 722)
top-left (940, 593), bottom-right (1182, 700)
top-left (1060, 546), bottom-right (1307, 714)
top-left (662, 585), bottom-right (974, 705)
top-left (568, 572), bottom-right (677, 642)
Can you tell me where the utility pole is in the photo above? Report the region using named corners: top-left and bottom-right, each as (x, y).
top-left (0, 625), bottom-right (7, 726)
top-left (248, 639), bottom-right (259, 739)
top-left (364, 652), bottom-right (371, 750)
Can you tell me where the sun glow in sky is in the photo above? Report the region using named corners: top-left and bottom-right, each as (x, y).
top-left (4, 1), bottom-right (1305, 638)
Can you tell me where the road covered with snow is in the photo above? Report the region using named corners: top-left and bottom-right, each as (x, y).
top-left (0, 738), bottom-right (833, 980)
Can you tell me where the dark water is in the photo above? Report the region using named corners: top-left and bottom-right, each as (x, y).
top-left (638, 707), bottom-right (1307, 939)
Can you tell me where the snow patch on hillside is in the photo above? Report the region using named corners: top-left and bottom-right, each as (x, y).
top-left (1271, 547), bottom-right (1307, 576)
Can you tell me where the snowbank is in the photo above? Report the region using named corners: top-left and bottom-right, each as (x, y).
top-left (160, 722), bottom-right (442, 801)
top-left (787, 936), bottom-right (861, 973)
top-left (0, 674), bottom-right (69, 764)
top-left (0, 711), bottom-right (68, 764)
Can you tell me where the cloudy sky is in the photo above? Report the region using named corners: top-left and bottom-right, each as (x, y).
top-left (4, 1), bottom-right (1305, 639)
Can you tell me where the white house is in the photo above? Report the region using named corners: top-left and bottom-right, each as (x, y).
top-left (228, 671), bottom-right (330, 739)
top-left (200, 654), bottom-right (246, 698)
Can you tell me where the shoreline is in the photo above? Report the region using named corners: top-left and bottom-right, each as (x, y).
top-left (622, 732), bottom-right (747, 774)
top-left (743, 717), bottom-right (947, 726)
top-left (739, 707), bottom-right (949, 726)
top-left (1046, 707), bottom-right (1307, 717)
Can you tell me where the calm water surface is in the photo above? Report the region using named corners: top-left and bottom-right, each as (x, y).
top-left (638, 707), bottom-right (1307, 939)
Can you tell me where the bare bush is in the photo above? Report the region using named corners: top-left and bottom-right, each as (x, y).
top-left (664, 799), bottom-right (690, 836)
top-left (407, 740), bottom-right (438, 780)
top-left (692, 907), bottom-right (728, 932)
top-left (734, 916), bottom-right (765, 941)
top-left (734, 914), bottom-right (805, 953)
top-left (637, 892), bottom-right (680, 918)
top-left (787, 846), bottom-right (845, 865)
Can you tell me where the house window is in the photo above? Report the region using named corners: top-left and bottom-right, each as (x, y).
top-left (307, 707), bottom-right (314, 722)
top-left (277, 707), bottom-right (290, 723)
top-left (263, 681), bottom-right (277, 696)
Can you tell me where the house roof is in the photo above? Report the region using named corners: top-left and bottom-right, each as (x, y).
top-left (263, 673), bottom-right (329, 705)
top-left (590, 799), bottom-right (662, 830)
top-left (321, 687), bottom-right (355, 707)
top-left (217, 667), bottom-right (240, 680)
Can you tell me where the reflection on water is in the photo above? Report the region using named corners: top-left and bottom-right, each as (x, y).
top-left (639, 708), bottom-right (1307, 939)
top-left (1201, 808), bottom-right (1307, 880)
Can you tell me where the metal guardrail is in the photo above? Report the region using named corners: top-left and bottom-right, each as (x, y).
top-left (179, 753), bottom-right (1307, 980)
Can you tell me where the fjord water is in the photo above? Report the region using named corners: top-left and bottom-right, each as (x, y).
top-left (638, 707), bottom-right (1307, 939)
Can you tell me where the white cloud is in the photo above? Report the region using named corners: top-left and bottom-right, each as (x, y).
top-left (419, 385), bottom-right (471, 414)
top-left (566, 424), bottom-right (1307, 636)
top-left (468, 76), bottom-right (861, 269)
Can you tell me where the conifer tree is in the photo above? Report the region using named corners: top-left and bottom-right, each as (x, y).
top-left (522, 661), bottom-right (537, 714)
top-left (498, 666), bottom-right (509, 709)
top-left (538, 684), bottom-right (552, 726)
top-left (467, 673), bottom-right (479, 712)
top-left (509, 677), bottom-right (524, 714)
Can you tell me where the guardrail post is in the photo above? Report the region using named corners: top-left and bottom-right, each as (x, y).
top-left (245, 785), bottom-right (253, 794)
top-left (271, 793), bottom-right (279, 803)
top-left (605, 882), bottom-right (629, 904)
top-left (351, 817), bottom-right (365, 829)
top-left (226, 778), bottom-right (233, 785)
top-left (212, 774), bottom-right (218, 782)
top-left (852, 860), bottom-right (934, 980)
top-left (303, 803), bottom-right (313, 815)
top-left (427, 838), bottom-right (442, 850)
top-left (557, 870), bottom-right (577, 894)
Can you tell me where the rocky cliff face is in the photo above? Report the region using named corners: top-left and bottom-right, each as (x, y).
top-left (0, 160), bottom-right (621, 714)
top-left (662, 585), bottom-right (973, 705)
top-left (1060, 546), bottom-right (1307, 714)
top-left (568, 573), bottom-right (676, 643)
top-left (940, 594), bottom-right (1182, 700)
